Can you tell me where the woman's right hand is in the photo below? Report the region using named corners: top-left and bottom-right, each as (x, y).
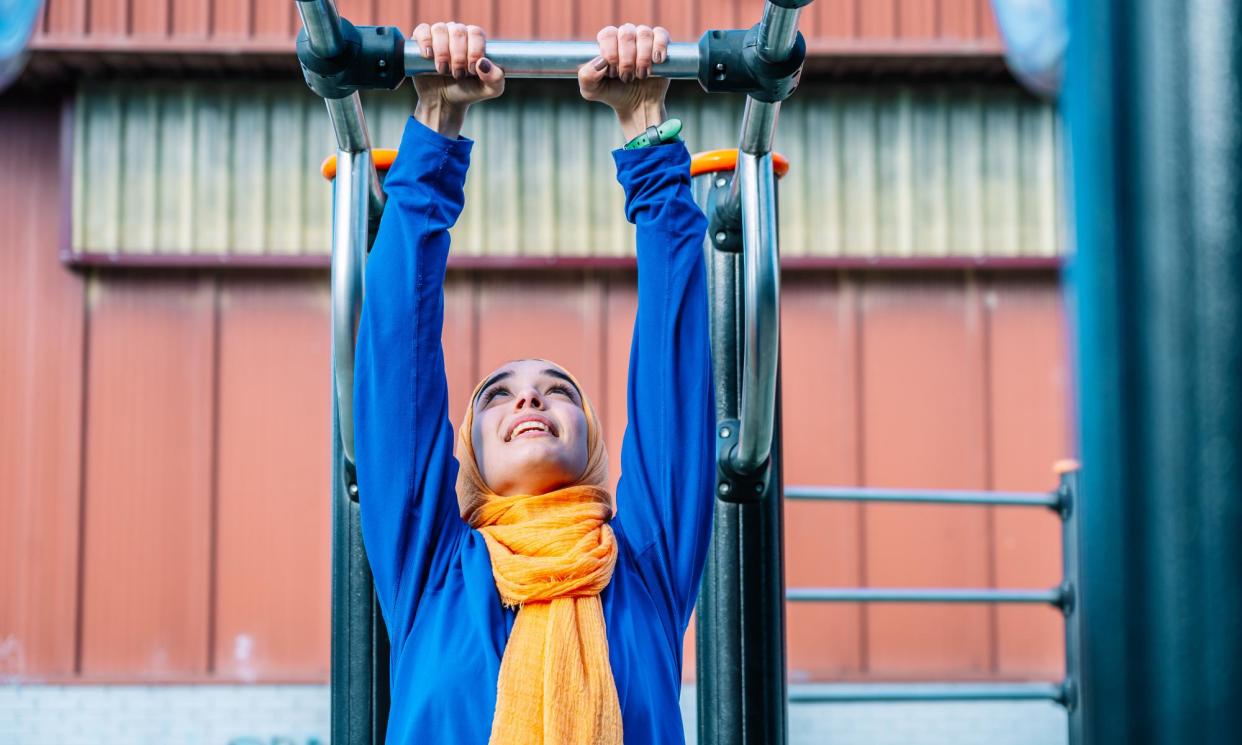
top-left (411, 22), bottom-right (505, 139)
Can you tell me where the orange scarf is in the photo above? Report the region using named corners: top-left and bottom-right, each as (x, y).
top-left (456, 365), bottom-right (623, 745)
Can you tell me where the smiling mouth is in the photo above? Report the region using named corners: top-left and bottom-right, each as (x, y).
top-left (505, 417), bottom-right (558, 442)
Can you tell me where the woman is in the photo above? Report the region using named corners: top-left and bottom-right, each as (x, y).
top-left (354, 21), bottom-right (714, 745)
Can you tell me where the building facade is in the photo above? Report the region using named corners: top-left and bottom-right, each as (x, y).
top-left (2, 1), bottom-right (1071, 742)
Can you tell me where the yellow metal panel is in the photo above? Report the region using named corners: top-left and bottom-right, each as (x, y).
top-left (947, 91), bottom-right (987, 257)
top-left (194, 88), bottom-right (232, 254)
top-left (121, 88), bottom-right (159, 253)
top-left (265, 88), bottom-right (309, 255)
top-left (156, 88), bottom-right (195, 253)
top-left (80, 88), bottom-right (122, 253)
top-left (231, 90), bottom-right (268, 255)
top-left (72, 81), bottom-right (1063, 260)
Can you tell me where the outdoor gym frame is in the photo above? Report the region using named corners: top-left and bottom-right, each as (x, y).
top-left (297, 0), bottom-right (811, 743)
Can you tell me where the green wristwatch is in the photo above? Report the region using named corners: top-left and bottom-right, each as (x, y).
top-left (623, 118), bottom-right (683, 150)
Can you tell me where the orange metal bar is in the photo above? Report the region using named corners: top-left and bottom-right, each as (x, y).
top-left (691, 149), bottom-right (790, 178)
top-left (321, 148), bottom-right (397, 181)
top-left (322, 148), bottom-right (790, 181)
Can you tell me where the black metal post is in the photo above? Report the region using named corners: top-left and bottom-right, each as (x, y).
top-left (694, 170), bottom-right (789, 745)
top-left (1064, 2), bottom-right (1242, 743)
top-left (330, 334), bottom-right (389, 745)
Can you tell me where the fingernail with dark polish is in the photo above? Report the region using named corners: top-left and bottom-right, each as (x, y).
top-left (424, 46), bottom-right (433, 58)
top-left (479, 59), bottom-right (493, 73)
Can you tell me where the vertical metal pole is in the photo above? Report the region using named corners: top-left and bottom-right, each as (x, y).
top-left (1064, 1), bottom-right (1242, 743)
top-left (1058, 464), bottom-right (1084, 745)
top-left (330, 149), bottom-right (388, 745)
top-left (694, 170), bottom-right (788, 745)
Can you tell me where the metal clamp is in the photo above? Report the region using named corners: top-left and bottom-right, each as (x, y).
top-left (697, 25), bottom-right (806, 102)
top-left (716, 419), bottom-right (768, 503)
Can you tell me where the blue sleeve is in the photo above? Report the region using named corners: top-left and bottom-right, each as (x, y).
top-left (611, 142), bottom-right (716, 628)
top-left (353, 117), bottom-right (472, 649)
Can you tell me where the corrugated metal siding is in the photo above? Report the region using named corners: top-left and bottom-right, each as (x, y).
top-left (72, 81), bottom-right (1062, 259)
top-left (79, 275), bottom-right (216, 677)
top-left (4, 256), bottom-right (1068, 682)
top-left (0, 98), bottom-right (84, 680)
top-left (36, 0), bottom-right (1001, 48)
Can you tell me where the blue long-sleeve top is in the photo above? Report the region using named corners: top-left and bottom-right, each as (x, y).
top-left (353, 117), bottom-right (715, 745)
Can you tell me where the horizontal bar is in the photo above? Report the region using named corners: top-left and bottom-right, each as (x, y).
top-left (59, 254), bottom-right (1068, 273)
top-left (787, 587), bottom-right (1065, 605)
top-left (786, 485), bottom-right (1061, 508)
top-left (789, 681), bottom-right (1067, 704)
top-left (404, 40), bottom-right (700, 79)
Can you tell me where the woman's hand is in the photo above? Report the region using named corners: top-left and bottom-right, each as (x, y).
top-left (578, 24), bottom-right (672, 141)
top-left (411, 22), bottom-right (505, 139)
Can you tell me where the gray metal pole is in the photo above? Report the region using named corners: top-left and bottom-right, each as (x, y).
top-left (695, 169), bottom-right (788, 745)
top-left (330, 149), bottom-right (371, 465)
top-left (295, 0), bottom-right (345, 59)
top-left (787, 587), bottom-right (1065, 605)
top-left (1058, 464), bottom-right (1084, 745)
top-left (790, 682), bottom-right (1065, 704)
top-left (329, 149), bottom-right (388, 745)
top-left (1064, 1), bottom-right (1242, 743)
top-left (404, 39), bottom-right (701, 79)
top-left (786, 485), bottom-right (1060, 508)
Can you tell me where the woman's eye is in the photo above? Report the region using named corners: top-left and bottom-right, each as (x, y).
top-left (548, 384), bottom-right (573, 398)
top-left (483, 387), bottom-right (509, 405)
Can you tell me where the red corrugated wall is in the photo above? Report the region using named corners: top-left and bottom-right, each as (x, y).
top-left (0, 96), bottom-right (85, 680)
top-left (1, 94), bottom-right (1067, 684)
top-left (35, 0), bottom-right (1001, 49)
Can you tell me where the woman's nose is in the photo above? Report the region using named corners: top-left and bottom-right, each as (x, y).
top-left (515, 389), bottom-right (543, 410)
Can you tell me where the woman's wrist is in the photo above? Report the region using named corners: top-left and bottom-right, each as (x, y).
top-left (414, 99), bottom-right (469, 140)
top-left (615, 102), bottom-right (668, 142)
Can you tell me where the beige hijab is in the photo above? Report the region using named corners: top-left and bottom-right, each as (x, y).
top-left (455, 362), bottom-right (622, 745)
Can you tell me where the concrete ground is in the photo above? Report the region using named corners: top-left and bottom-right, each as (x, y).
top-left (0, 683), bottom-right (1068, 745)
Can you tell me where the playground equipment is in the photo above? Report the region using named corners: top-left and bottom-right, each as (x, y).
top-left (782, 467), bottom-right (1083, 745)
top-left (1064, 2), bottom-right (1242, 743)
top-left (300, 0), bottom-right (1242, 743)
top-left (297, 0), bottom-right (810, 742)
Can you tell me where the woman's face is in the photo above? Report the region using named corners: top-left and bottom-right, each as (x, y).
top-left (470, 359), bottom-right (590, 497)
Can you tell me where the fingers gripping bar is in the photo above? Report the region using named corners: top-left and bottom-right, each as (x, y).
top-left (295, 6), bottom-right (806, 103)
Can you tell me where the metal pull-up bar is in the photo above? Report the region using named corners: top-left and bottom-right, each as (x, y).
top-left (297, 0), bottom-right (808, 481)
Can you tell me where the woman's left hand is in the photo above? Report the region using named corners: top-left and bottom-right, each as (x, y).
top-left (578, 24), bottom-right (671, 141)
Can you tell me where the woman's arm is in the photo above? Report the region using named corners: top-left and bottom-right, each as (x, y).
top-left (580, 26), bottom-right (716, 627)
top-left (353, 23), bottom-right (503, 646)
